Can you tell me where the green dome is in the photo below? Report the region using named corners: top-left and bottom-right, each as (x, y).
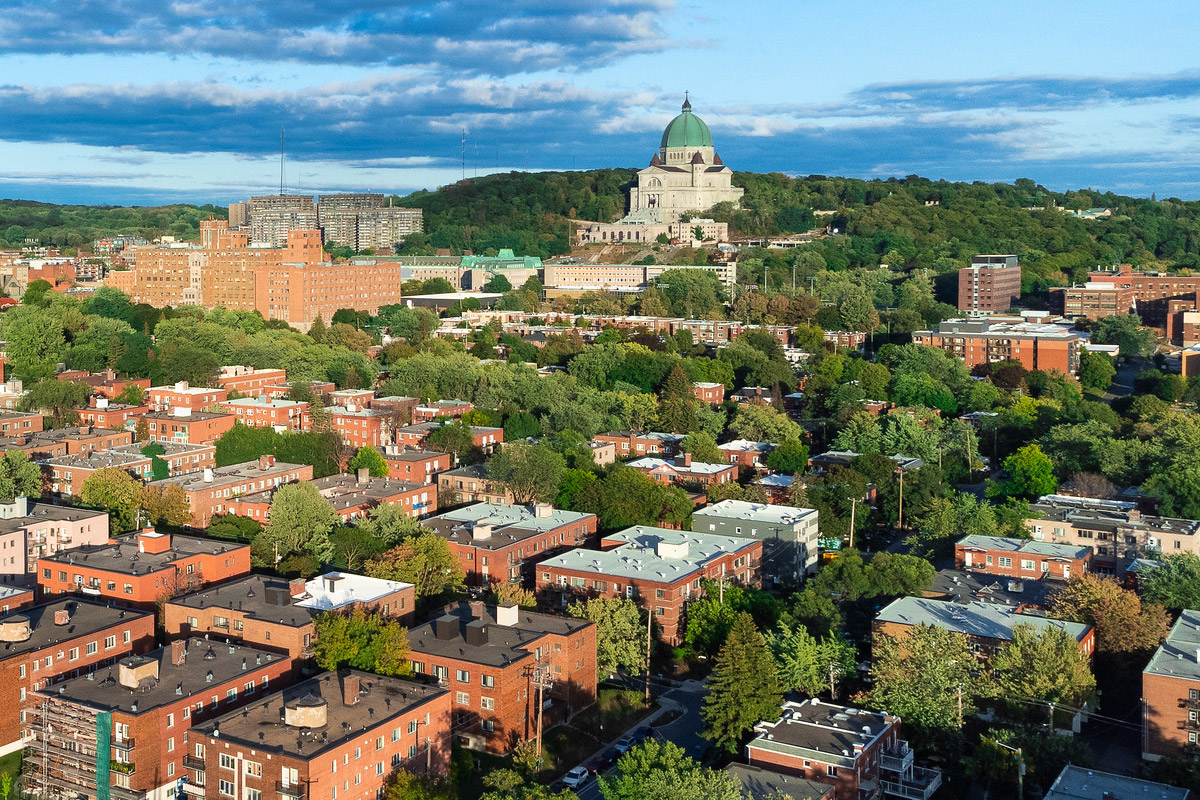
top-left (660, 98), bottom-right (713, 149)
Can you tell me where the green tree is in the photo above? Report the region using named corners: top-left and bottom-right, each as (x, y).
top-left (80, 468), bottom-right (143, 531)
top-left (365, 533), bottom-right (465, 600)
top-left (992, 444), bottom-right (1057, 498)
top-left (865, 552), bottom-right (936, 597)
top-left (1049, 572), bottom-right (1170, 653)
top-left (426, 420), bottom-right (477, 463)
top-left (484, 274), bottom-right (513, 293)
top-left (702, 613), bottom-right (782, 753)
top-left (490, 580), bottom-right (537, 609)
top-left (347, 446), bottom-right (390, 477)
top-left (357, 503), bottom-right (423, 546)
top-left (869, 623), bottom-right (987, 732)
top-left (486, 442), bottom-right (566, 504)
top-left (1077, 350), bottom-right (1116, 391)
top-left (0, 450), bottom-right (41, 500)
top-left (766, 623), bottom-right (857, 697)
top-left (567, 596), bottom-right (647, 679)
top-left (18, 379), bottom-right (90, 427)
top-left (599, 740), bottom-right (739, 800)
top-left (658, 365), bottom-right (698, 434)
top-left (257, 482), bottom-right (339, 565)
top-left (381, 769), bottom-right (456, 800)
top-left (679, 432), bottom-right (724, 464)
top-left (993, 623), bottom-right (1097, 710)
top-left (729, 403), bottom-right (803, 442)
top-left (330, 526), bottom-right (386, 571)
top-left (139, 483), bottom-right (191, 527)
top-left (838, 289), bottom-right (880, 335)
top-left (764, 437), bottom-right (808, 473)
top-left (312, 608), bottom-right (412, 676)
top-left (1139, 553), bottom-right (1200, 610)
top-left (1092, 314), bottom-right (1156, 357)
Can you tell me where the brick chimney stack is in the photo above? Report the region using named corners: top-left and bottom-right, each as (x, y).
top-left (342, 673), bottom-right (361, 706)
top-left (171, 639), bottom-right (187, 666)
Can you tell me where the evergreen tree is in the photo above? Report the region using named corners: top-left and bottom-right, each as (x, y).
top-left (658, 365), bottom-right (697, 433)
top-left (701, 612), bottom-right (783, 753)
top-left (309, 316), bottom-right (328, 343)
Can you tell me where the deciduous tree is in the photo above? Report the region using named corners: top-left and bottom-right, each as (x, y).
top-left (1139, 553), bottom-right (1200, 610)
top-left (486, 442), bottom-right (566, 504)
top-left (347, 446), bottom-right (389, 478)
top-left (868, 623), bottom-right (988, 732)
top-left (257, 482), bottom-right (339, 565)
top-left (80, 467), bottom-right (142, 531)
top-left (313, 608), bottom-right (411, 676)
top-left (600, 740), bottom-right (739, 800)
top-left (568, 596), bottom-right (647, 678)
top-left (139, 483), bottom-right (191, 527)
top-left (0, 451), bottom-right (41, 500)
top-left (365, 533), bottom-right (465, 600)
top-left (992, 623), bottom-right (1097, 709)
top-left (1049, 572), bottom-right (1169, 653)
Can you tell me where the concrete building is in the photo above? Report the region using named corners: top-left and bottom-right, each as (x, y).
top-left (188, 670), bottom-right (452, 799)
top-left (0, 599), bottom-right (155, 755)
top-left (23, 638), bottom-right (293, 800)
top-left (407, 602), bottom-right (595, 753)
top-left (746, 699), bottom-right (941, 800)
top-left (1025, 494), bottom-right (1200, 575)
top-left (912, 318), bottom-right (1081, 375)
top-left (0, 496), bottom-right (109, 588)
top-left (536, 526), bottom-right (762, 645)
top-left (248, 194), bottom-right (318, 247)
top-left (153, 456), bottom-right (314, 527)
top-left (958, 255), bottom-right (1021, 315)
top-left (874, 596), bottom-right (1094, 659)
top-left (692, 500), bottom-right (819, 581)
top-left (164, 572), bottom-right (415, 659)
top-left (422, 502), bottom-right (597, 586)
top-left (317, 194), bottom-right (423, 251)
top-left (38, 529), bottom-right (251, 610)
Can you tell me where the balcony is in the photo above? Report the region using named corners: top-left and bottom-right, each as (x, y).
top-left (111, 738), bottom-right (135, 752)
top-left (110, 761), bottom-right (136, 776)
top-left (880, 741), bottom-right (915, 773)
top-left (183, 755), bottom-right (206, 771)
top-left (276, 783), bottom-right (306, 799)
top-left (882, 766), bottom-right (942, 800)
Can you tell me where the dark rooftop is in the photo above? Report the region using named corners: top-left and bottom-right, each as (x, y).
top-left (0, 599), bottom-right (151, 660)
top-left (408, 601), bottom-right (592, 667)
top-left (41, 532), bottom-right (247, 576)
top-left (190, 670), bottom-right (446, 757)
top-left (926, 569), bottom-right (1056, 610)
top-left (0, 500), bottom-right (107, 537)
top-left (167, 574), bottom-right (315, 627)
top-left (748, 699), bottom-right (893, 769)
top-left (41, 638), bottom-right (286, 714)
top-left (725, 764), bottom-right (833, 800)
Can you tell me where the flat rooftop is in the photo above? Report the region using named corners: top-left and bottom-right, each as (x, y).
top-left (1029, 494), bottom-right (1200, 537)
top-left (42, 638), bottom-right (286, 714)
top-left (748, 699), bottom-right (891, 770)
top-left (424, 502), bottom-right (593, 551)
top-left (876, 597), bottom-right (1091, 643)
top-left (235, 474), bottom-right (425, 511)
top-left (156, 459), bottom-right (307, 491)
top-left (408, 601), bottom-right (591, 667)
top-left (926, 569), bottom-right (1055, 610)
top-left (41, 532), bottom-right (246, 576)
top-left (1045, 765), bottom-right (1188, 800)
top-left (1145, 609), bottom-right (1200, 682)
top-left (627, 457), bottom-right (732, 476)
top-left (0, 599), bottom-right (151, 660)
top-left (42, 450), bottom-right (148, 470)
top-left (143, 410), bottom-right (231, 422)
top-left (190, 670), bottom-right (446, 757)
top-left (540, 526), bottom-right (757, 584)
top-left (377, 448), bottom-right (445, 463)
top-left (295, 572), bottom-right (413, 613)
top-left (956, 534), bottom-right (1091, 560)
top-left (168, 574), bottom-right (318, 628)
top-left (724, 764), bottom-right (833, 800)
top-left (695, 499), bottom-right (817, 526)
top-left (0, 501), bottom-right (106, 536)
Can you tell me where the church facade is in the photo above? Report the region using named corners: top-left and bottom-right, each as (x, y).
top-left (579, 96), bottom-right (741, 246)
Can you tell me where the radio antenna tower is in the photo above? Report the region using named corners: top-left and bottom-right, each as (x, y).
top-left (280, 130), bottom-right (286, 195)
top-left (461, 128), bottom-right (467, 182)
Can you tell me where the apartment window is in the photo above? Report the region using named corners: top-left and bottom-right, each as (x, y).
top-left (167, 738), bottom-right (175, 753)
top-left (1020, 560), bottom-right (1035, 571)
top-left (354, 748), bottom-right (361, 760)
top-left (456, 692), bottom-right (470, 705)
top-left (827, 766), bottom-right (839, 777)
top-left (246, 791), bottom-right (261, 800)
top-left (168, 762), bottom-right (175, 777)
top-left (376, 762), bottom-right (385, 776)
top-left (18, 665), bottom-right (24, 679)
top-left (456, 669), bottom-right (470, 683)
top-left (85, 641), bottom-right (98, 656)
top-left (219, 780), bottom-right (235, 797)
top-left (68, 648), bottom-right (78, 662)
top-left (123, 584), bottom-right (133, 595)
top-left (655, 589), bottom-right (666, 599)
top-left (166, 713), bottom-right (174, 728)
top-left (219, 754), bottom-right (237, 770)
top-left (104, 635), bottom-right (116, 649)
top-left (998, 557), bottom-right (1012, 568)
top-left (409, 720), bottom-right (418, 735)
top-left (124, 631), bottom-right (131, 643)
top-left (244, 761), bottom-right (261, 777)
top-left (376, 737), bottom-right (384, 751)
top-left (481, 697), bottom-right (495, 710)
top-left (41, 569), bottom-right (49, 579)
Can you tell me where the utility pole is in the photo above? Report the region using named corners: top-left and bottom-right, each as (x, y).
top-left (528, 662), bottom-right (554, 763)
top-left (1048, 701), bottom-right (1055, 732)
top-left (644, 608), bottom-right (653, 702)
top-left (829, 663), bottom-right (841, 699)
top-left (897, 469), bottom-right (905, 533)
top-left (848, 498), bottom-right (856, 549)
top-left (956, 684), bottom-right (964, 728)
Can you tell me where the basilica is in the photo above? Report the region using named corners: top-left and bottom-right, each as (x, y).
top-left (578, 96), bottom-right (742, 245)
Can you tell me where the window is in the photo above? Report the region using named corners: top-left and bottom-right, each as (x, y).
top-left (376, 736), bottom-right (384, 751)
top-left (409, 720), bottom-right (418, 735)
top-left (456, 692), bottom-right (470, 705)
top-left (827, 766), bottom-right (839, 777)
top-left (166, 713), bottom-right (174, 728)
top-left (168, 762), bottom-right (175, 777)
top-left (483, 719), bottom-right (495, 732)
top-left (1020, 560), bottom-right (1035, 571)
top-left (124, 631), bottom-right (131, 643)
top-left (376, 762), bottom-right (385, 776)
top-left (219, 754), bottom-right (237, 770)
top-left (998, 557), bottom-right (1012, 568)
top-left (104, 635), bottom-right (116, 649)
top-left (481, 697), bottom-right (495, 710)
top-left (456, 669), bottom-right (470, 683)
top-left (244, 761), bottom-right (261, 777)
top-left (655, 589), bottom-right (665, 599)
top-left (219, 780), bottom-right (235, 796)
top-left (68, 648), bottom-right (78, 662)
top-left (354, 748), bottom-right (361, 760)
top-left (247, 790), bottom-right (262, 800)
top-left (167, 738), bottom-right (175, 753)
top-left (123, 584), bottom-right (133, 595)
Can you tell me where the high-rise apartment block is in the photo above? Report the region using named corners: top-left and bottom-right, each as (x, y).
top-left (958, 255), bottom-right (1021, 315)
top-left (317, 193), bottom-right (423, 252)
top-left (248, 195), bottom-right (318, 246)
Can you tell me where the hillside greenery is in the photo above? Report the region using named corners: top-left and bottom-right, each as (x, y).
top-left (0, 200), bottom-right (226, 250)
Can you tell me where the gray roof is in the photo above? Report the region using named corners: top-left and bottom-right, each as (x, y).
top-left (538, 526), bottom-right (757, 584)
top-left (0, 599), bottom-right (151, 660)
top-left (168, 574), bottom-right (319, 627)
top-left (41, 533), bottom-right (246, 577)
top-left (156, 459), bottom-right (307, 491)
top-left (926, 569), bottom-right (1055, 610)
top-left (695, 500), bottom-right (817, 527)
top-left (423, 502), bottom-right (593, 551)
top-left (190, 670), bottom-right (446, 757)
top-left (724, 764), bottom-right (833, 800)
top-left (40, 638), bottom-right (286, 714)
top-left (1044, 765), bottom-right (1189, 800)
top-left (0, 501), bottom-right (106, 536)
top-left (957, 534), bottom-right (1091, 560)
top-left (627, 456), bottom-right (733, 476)
top-left (876, 597), bottom-right (1092, 643)
top-left (408, 602), bottom-right (591, 667)
top-left (1029, 494), bottom-right (1200, 538)
top-left (746, 699), bottom-right (892, 770)
top-left (1145, 609), bottom-right (1200, 682)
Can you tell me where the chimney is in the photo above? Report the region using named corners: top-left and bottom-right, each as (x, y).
top-left (356, 467), bottom-right (369, 483)
top-left (172, 406), bottom-right (192, 417)
top-left (54, 609), bottom-right (70, 626)
top-left (171, 639), bottom-right (187, 666)
top-left (79, 426), bottom-right (91, 435)
top-left (175, 381), bottom-right (188, 392)
top-left (677, 453), bottom-right (692, 468)
top-left (96, 397), bottom-right (109, 410)
top-left (473, 523), bottom-right (492, 541)
top-left (465, 619), bottom-right (489, 647)
top-left (202, 468), bottom-right (214, 483)
top-left (1128, 507), bottom-right (1141, 521)
top-left (434, 615), bottom-right (458, 640)
top-left (258, 455), bottom-right (276, 470)
top-left (289, 577), bottom-right (307, 597)
top-left (341, 673), bottom-right (361, 706)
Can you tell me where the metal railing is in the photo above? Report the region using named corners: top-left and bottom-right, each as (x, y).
top-left (880, 741), bottom-right (914, 773)
top-left (276, 782), bottom-right (306, 799)
top-left (881, 766), bottom-right (942, 800)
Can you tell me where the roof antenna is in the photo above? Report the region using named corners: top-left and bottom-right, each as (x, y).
top-left (461, 128), bottom-right (467, 182)
top-left (280, 130), bottom-right (286, 196)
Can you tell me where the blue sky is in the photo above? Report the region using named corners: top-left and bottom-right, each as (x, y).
top-left (3, 0), bottom-right (1200, 204)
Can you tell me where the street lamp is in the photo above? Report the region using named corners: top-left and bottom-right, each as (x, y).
top-left (993, 741), bottom-right (1025, 799)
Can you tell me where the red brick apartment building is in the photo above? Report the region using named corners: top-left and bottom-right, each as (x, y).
top-left (0, 599), bottom-right (155, 755)
top-left (437, 464), bottom-right (514, 506)
top-left (874, 596), bottom-right (1095, 659)
top-left (626, 454), bottom-right (739, 488)
top-left (43, 441), bottom-right (216, 495)
top-left (264, 379), bottom-right (336, 401)
top-left (188, 671), bottom-right (451, 799)
top-left (165, 572), bottom-right (415, 660)
top-left (954, 534), bottom-right (1092, 581)
top-left (691, 382), bottom-right (725, 405)
top-left (146, 382), bottom-right (229, 412)
top-left (154, 456), bottom-right (314, 526)
top-left (1052, 282), bottom-right (1137, 321)
top-left (412, 399), bottom-right (474, 423)
top-left (394, 422), bottom-right (504, 453)
top-left (0, 426), bottom-right (133, 460)
top-left (224, 472), bottom-right (435, 524)
top-left (329, 404), bottom-right (389, 448)
top-left (222, 398), bottom-right (310, 431)
top-left (379, 447), bottom-right (451, 484)
top-left (536, 526), bottom-right (762, 645)
top-left (63, 370), bottom-right (151, 401)
top-left (422, 502), bottom-right (597, 586)
top-left (407, 602), bottom-right (596, 754)
top-left (746, 699), bottom-right (942, 800)
top-left (912, 318), bottom-right (1080, 375)
top-left (1081, 264), bottom-right (1200, 326)
top-left (143, 408), bottom-right (236, 445)
top-left (1143, 610), bottom-right (1200, 761)
top-left (24, 639), bottom-right (294, 800)
top-left (718, 439), bottom-right (776, 469)
top-left (592, 430), bottom-right (686, 458)
top-left (78, 396), bottom-right (149, 429)
top-left (38, 529), bottom-right (250, 610)
top-left (217, 365), bottom-right (288, 394)
top-left (0, 411), bottom-right (41, 435)
top-left (958, 254), bottom-right (1021, 315)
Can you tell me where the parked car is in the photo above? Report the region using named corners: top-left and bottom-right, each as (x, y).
top-left (614, 732), bottom-right (639, 752)
top-left (562, 767), bottom-right (590, 789)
